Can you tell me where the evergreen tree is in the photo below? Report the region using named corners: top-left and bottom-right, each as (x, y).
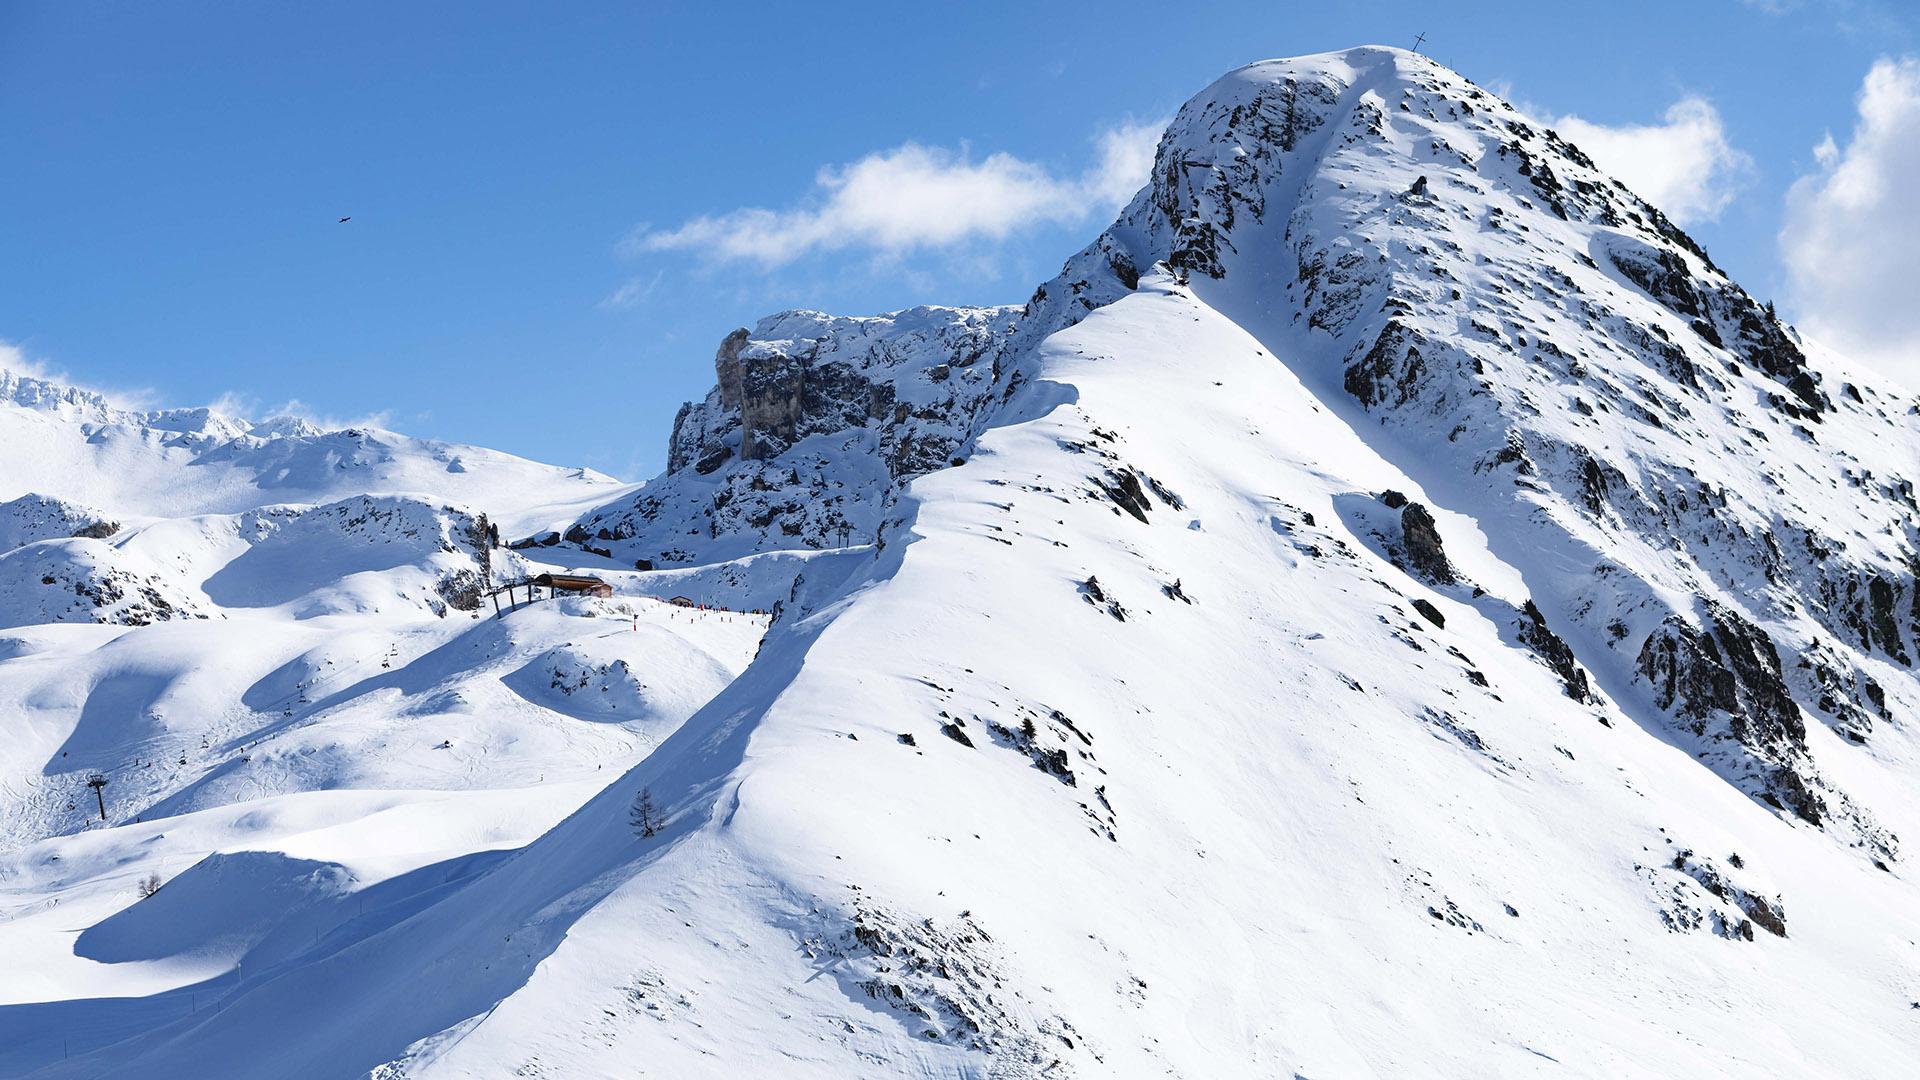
top-left (630, 787), bottom-right (662, 838)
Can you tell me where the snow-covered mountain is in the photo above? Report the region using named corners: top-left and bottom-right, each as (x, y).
top-left (8, 45), bottom-right (1920, 1079)
top-left (0, 366), bottom-right (630, 532)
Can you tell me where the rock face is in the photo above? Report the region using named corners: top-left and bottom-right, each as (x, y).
top-left (578, 306), bottom-right (1019, 565)
top-left (705, 325), bottom-right (814, 463)
top-left (1399, 502), bottom-right (1455, 585)
top-left (1518, 601), bottom-right (1591, 704)
top-left (1637, 603), bottom-right (1823, 824)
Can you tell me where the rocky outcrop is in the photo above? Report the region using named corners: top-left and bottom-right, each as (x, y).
top-left (574, 307), bottom-right (1019, 566)
top-left (714, 327), bottom-right (749, 411)
top-left (1607, 235), bottom-right (1827, 421)
top-left (1668, 848), bottom-right (1788, 939)
top-left (0, 539), bottom-right (206, 629)
top-left (0, 493), bottom-right (117, 553)
top-left (1636, 604), bottom-right (1821, 824)
top-left (738, 350), bottom-right (807, 461)
top-left (1518, 601), bottom-right (1590, 703)
top-left (1645, 847), bottom-right (1789, 942)
top-left (1399, 502), bottom-right (1455, 586)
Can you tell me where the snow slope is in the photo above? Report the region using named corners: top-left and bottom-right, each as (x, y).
top-left (8, 44), bottom-right (1920, 1079)
top-left (0, 370), bottom-right (763, 1069)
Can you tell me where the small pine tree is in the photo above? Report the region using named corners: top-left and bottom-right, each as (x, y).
top-left (630, 786), bottom-right (662, 838)
top-left (137, 872), bottom-right (163, 899)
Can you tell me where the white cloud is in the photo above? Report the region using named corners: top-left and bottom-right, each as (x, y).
top-left (269, 400), bottom-right (394, 432)
top-left (1555, 97), bottom-right (1752, 224)
top-left (1780, 56), bottom-right (1920, 385)
top-left (634, 119), bottom-right (1166, 269)
top-left (600, 269), bottom-right (665, 311)
top-left (1085, 118), bottom-right (1167, 208)
top-left (0, 340), bottom-right (66, 383)
top-left (2, 340), bottom-right (398, 431)
top-left (0, 340), bottom-right (159, 410)
top-left (199, 388), bottom-right (392, 433)
top-left (242, 393), bottom-right (394, 432)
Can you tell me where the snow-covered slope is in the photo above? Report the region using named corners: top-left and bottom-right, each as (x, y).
top-left (0, 371), bottom-right (766, 1065)
top-left (9, 45), bottom-right (1920, 1079)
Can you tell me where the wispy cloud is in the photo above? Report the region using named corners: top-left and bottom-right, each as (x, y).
top-left (0, 340), bottom-right (68, 384)
top-left (207, 388), bottom-right (393, 432)
top-left (1736, 0), bottom-right (1915, 45)
top-left (0, 339), bottom-right (160, 410)
top-left (1084, 118), bottom-right (1167, 207)
top-left (629, 119), bottom-right (1166, 270)
top-left (599, 268), bottom-right (666, 311)
top-left (1554, 97), bottom-right (1752, 225)
top-left (1780, 55), bottom-right (1920, 386)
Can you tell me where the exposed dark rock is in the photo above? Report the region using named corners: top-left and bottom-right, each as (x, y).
top-left (984, 716), bottom-right (1077, 786)
top-left (1098, 470), bottom-right (1153, 523)
top-left (1637, 603), bottom-right (1821, 824)
top-left (1518, 601), bottom-right (1590, 703)
top-left (1867, 575), bottom-right (1911, 665)
top-left (714, 327), bottom-right (750, 411)
top-left (1345, 322), bottom-right (1426, 409)
top-left (739, 351), bottom-right (807, 461)
top-left (1081, 576), bottom-right (1127, 621)
top-left (1400, 503), bottom-right (1456, 585)
top-left (1609, 242), bottom-right (1708, 324)
top-left (432, 568), bottom-right (485, 613)
top-left (1145, 474), bottom-right (1186, 509)
top-left (1412, 598), bottom-right (1445, 628)
top-left (1670, 848), bottom-right (1787, 938)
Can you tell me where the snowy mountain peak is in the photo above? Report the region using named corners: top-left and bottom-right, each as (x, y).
top-left (0, 365), bottom-right (120, 419)
top-left (555, 42), bottom-right (1920, 883)
top-left (13, 47), bottom-right (1920, 1080)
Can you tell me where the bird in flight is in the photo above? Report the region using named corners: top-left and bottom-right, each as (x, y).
top-left (338, 216), bottom-right (351, 223)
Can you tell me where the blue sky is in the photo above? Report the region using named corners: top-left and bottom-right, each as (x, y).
top-left (4, 0), bottom-right (1916, 477)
